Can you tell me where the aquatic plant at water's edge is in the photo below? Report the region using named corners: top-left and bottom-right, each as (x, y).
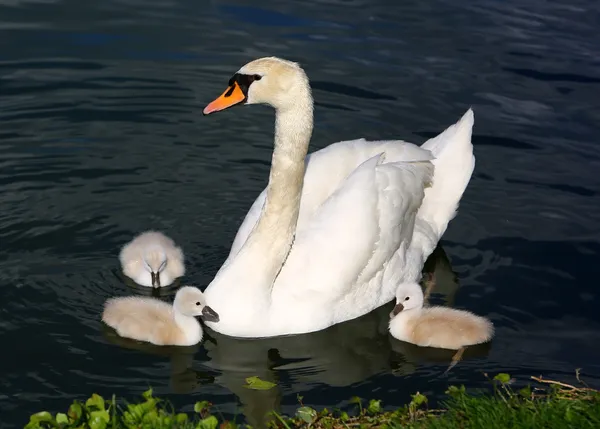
top-left (24, 372), bottom-right (600, 429)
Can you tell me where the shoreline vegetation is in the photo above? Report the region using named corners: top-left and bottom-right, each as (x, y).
top-left (25, 372), bottom-right (599, 429)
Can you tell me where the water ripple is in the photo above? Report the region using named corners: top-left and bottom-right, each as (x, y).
top-left (1, 0), bottom-right (600, 427)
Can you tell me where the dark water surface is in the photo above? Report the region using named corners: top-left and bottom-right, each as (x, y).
top-left (2, 0), bottom-right (600, 427)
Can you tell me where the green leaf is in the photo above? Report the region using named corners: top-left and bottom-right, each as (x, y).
top-left (445, 385), bottom-right (465, 398)
top-left (86, 394), bottom-right (106, 411)
top-left (142, 388), bottom-right (153, 400)
top-left (176, 413), bottom-right (189, 424)
top-left (55, 413), bottom-right (68, 424)
top-left (296, 406), bottom-right (317, 424)
top-left (25, 412), bottom-right (56, 429)
top-left (367, 399), bottom-right (381, 414)
top-left (90, 410), bottom-right (109, 424)
top-left (409, 392), bottom-right (428, 410)
top-left (141, 409), bottom-right (158, 423)
top-left (125, 403), bottom-right (142, 419)
top-left (349, 396), bottom-right (362, 405)
top-left (340, 412), bottom-right (349, 422)
top-left (194, 401), bottom-right (211, 414)
top-left (67, 402), bottom-right (83, 423)
top-left (519, 386), bottom-right (532, 398)
top-left (243, 376), bottom-right (276, 390)
top-left (198, 415), bottom-right (219, 429)
top-left (29, 411), bottom-right (55, 423)
top-left (89, 414), bottom-right (108, 429)
top-left (494, 373), bottom-right (511, 384)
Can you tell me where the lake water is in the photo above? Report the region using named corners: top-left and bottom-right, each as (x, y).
top-left (1, 0), bottom-right (600, 427)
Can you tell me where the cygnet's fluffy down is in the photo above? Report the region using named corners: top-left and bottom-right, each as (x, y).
top-left (119, 231), bottom-right (185, 288)
top-left (102, 286), bottom-right (219, 346)
top-left (389, 282), bottom-right (494, 350)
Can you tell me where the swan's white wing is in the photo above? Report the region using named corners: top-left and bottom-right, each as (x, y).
top-left (226, 138), bottom-right (433, 260)
top-left (271, 153), bottom-right (434, 320)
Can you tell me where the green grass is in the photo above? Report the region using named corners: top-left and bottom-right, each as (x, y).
top-left (24, 372), bottom-right (600, 429)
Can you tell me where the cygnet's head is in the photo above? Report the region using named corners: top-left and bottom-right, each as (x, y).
top-left (143, 247), bottom-right (167, 288)
top-left (390, 282), bottom-right (425, 319)
top-left (174, 286), bottom-right (220, 322)
top-left (203, 56), bottom-right (312, 114)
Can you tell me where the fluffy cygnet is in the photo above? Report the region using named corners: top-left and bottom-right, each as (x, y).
top-left (102, 286), bottom-right (219, 346)
top-left (388, 282), bottom-right (494, 350)
top-left (119, 231), bottom-right (185, 288)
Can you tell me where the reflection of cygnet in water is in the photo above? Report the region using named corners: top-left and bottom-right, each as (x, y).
top-left (101, 324), bottom-right (215, 394)
top-left (102, 286), bottom-right (219, 346)
top-left (388, 282), bottom-right (494, 350)
top-left (119, 231), bottom-right (185, 288)
top-left (101, 327), bottom-right (215, 394)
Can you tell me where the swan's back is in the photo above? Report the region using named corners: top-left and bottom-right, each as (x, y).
top-left (409, 306), bottom-right (493, 349)
top-left (226, 138), bottom-right (433, 260)
top-left (102, 296), bottom-right (184, 345)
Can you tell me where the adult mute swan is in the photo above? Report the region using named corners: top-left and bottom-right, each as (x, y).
top-left (202, 57), bottom-right (475, 338)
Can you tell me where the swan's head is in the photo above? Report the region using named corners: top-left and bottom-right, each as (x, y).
top-left (174, 286), bottom-right (220, 322)
top-left (143, 247), bottom-right (167, 288)
top-left (390, 282), bottom-right (424, 319)
top-left (203, 56), bottom-right (312, 114)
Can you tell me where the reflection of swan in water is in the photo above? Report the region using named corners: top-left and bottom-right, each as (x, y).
top-left (421, 245), bottom-right (460, 306)
top-left (203, 301), bottom-right (392, 427)
top-left (203, 245), bottom-right (488, 427)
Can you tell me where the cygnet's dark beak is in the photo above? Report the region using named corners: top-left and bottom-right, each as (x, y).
top-left (390, 303), bottom-right (404, 318)
top-left (151, 272), bottom-right (161, 288)
top-left (201, 306), bottom-right (220, 323)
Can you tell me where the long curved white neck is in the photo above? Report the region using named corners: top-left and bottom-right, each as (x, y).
top-left (233, 89), bottom-right (314, 285)
top-left (173, 309), bottom-right (201, 342)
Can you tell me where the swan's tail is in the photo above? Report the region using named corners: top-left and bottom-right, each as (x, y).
top-left (416, 108), bottom-right (475, 248)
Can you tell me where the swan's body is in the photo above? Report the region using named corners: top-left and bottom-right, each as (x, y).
top-left (389, 282), bottom-right (494, 349)
top-left (119, 231), bottom-right (185, 288)
top-left (202, 57), bottom-right (475, 338)
top-left (102, 286), bottom-right (219, 346)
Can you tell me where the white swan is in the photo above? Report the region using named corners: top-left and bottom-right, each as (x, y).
top-left (202, 57), bottom-right (475, 338)
top-left (389, 282), bottom-right (494, 349)
top-left (119, 231), bottom-right (185, 288)
top-left (102, 286), bottom-right (219, 346)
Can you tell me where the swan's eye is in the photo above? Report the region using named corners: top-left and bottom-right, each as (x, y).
top-left (195, 302), bottom-right (201, 306)
top-left (247, 74), bottom-right (262, 84)
top-left (405, 297), bottom-right (410, 301)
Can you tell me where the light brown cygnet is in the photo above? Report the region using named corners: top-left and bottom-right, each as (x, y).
top-left (388, 282), bottom-right (493, 350)
top-left (119, 231), bottom-right (185, 288)
top-left (102, 286), bottom-right (219, 346)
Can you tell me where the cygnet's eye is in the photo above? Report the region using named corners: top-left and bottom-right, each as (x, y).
top-left (195, 302), bottom-right (201, 306)
top-left (405, 297), bottom-right (410, 301)
top-left (250, 74), bottom-right (262, 82)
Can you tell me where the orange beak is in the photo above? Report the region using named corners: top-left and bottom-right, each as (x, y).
top-left (203, 81), bottom-right (246, 115)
